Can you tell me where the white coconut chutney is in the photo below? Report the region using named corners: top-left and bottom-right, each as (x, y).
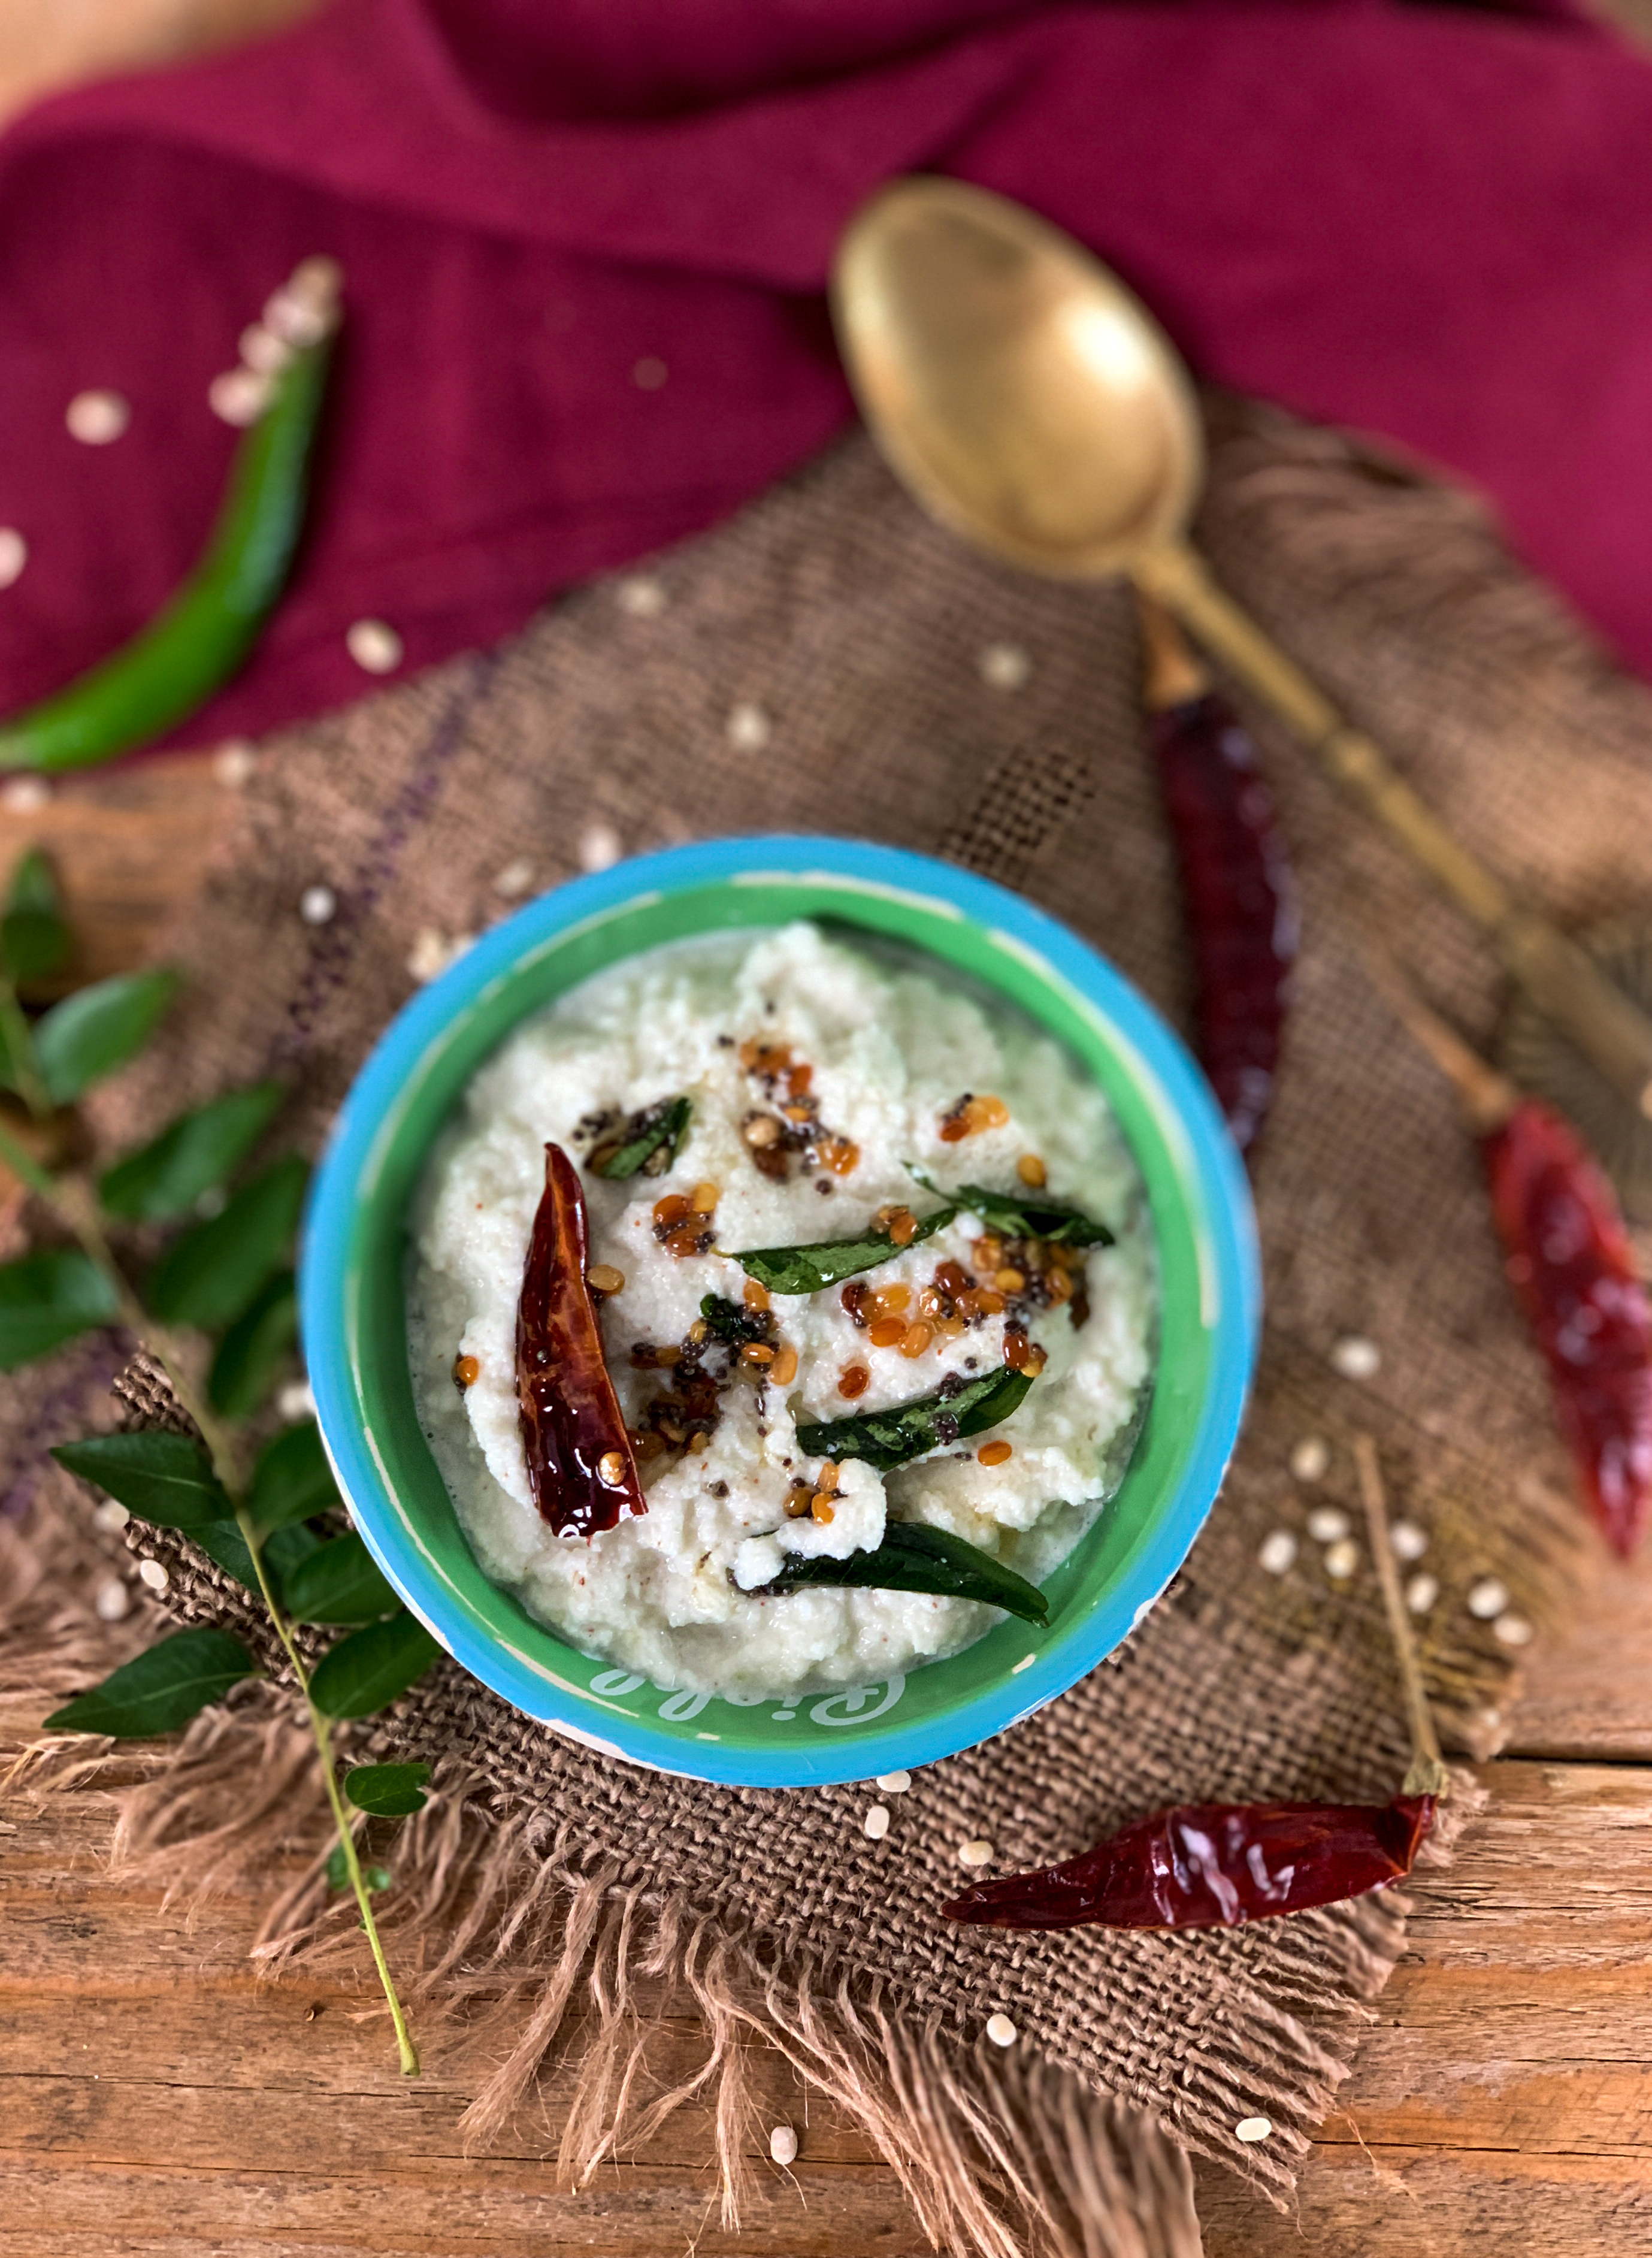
top-left (407, 922), bottom-right (1155, 1699)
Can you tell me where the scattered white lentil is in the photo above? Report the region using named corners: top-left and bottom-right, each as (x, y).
top-left (727, 701), bottom-right (771, 752)
top-left (213, 739), bottom-right (256, 788)
top-left (208, 367), bottom-right (271, 427)
top-left (1467, 1576), bottom-right (1510, 1621)
top-left (1289, 1435), bottom-right (1329, 1483)
top-left (238, 322), bottom-right (292, 376)
top-left (864, 1803), bottom-right (891, 1840)
top-left (1235, 2116), bottom-right (1273, 2144)
top-left (1306, 1506), bottom-right (1351, 1544)
top-left (1493, 1612), bottom-right (1535, 1648)
top-left (578, 820), bottom-right (622, 872)
top-left (492, 857), bottom-right (535, 899)
top-left (0, 528), bottom-right (27, 588)
top-left (1405, 1571), bottom-right (1440, 1615)
top-left (768, 2124), bottom-right (798, 2168)
top-left (1330, 1335), bottom-right (1381, 1382)
top-left (978, 641), bottom-right (1031, 691)
top-left (1258, 1529), bottom-right (1297, 1576)
top-left (1390, 1519), bottom-right (1429, 1562)
top-left (289, 254), bottom-right (344, 307)
top-left (875, 1770), bottom-right (912, 1794)
top-left (407, 927), bottom-right (453, 984)
top-left (277, 1379), bottom-right (316, 1423)
top-left (346, 618), bottom-right (403, 675)
top-left (92, 1500), bottom-right (131, 1534)
top-left (1, 775), bottom-right (49, 813)
top-left (263, 286), bottom-right (329, 348)
top-left (94, 1577), bottom-right (131, 1622)
top-left (985, 2013), bottom-right (1018, 2048)
top-left (299, 884), bottom-right (337, 926)
top-left (616, 575), bottom-right (666, 618)
top-left (1323, 1537), bottom-right (1360, 1580)
top-left (195, 1186), bottom-right (229, 1220)
top-left (633, 356), bottom-right (668, 391)
top-left (138, 1558), bottom-right (170, 1594)
top-left (957, 1839), bottom-right (994, 1869)
top-left (66, 389), bottom-right (129, 445)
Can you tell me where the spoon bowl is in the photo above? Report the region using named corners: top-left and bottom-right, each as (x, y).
top-left (834, 179), bottom-right (1201, 577)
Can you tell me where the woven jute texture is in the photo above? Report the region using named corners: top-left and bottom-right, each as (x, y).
top-left (16, 402), bottom-right (1652, 2232)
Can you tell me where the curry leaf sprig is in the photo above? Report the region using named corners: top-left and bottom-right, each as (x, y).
top-left (0, 847), bottom-right (433, 2076)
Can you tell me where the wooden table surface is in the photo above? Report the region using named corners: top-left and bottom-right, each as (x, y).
top-left (5, 4), bottom-right (1652, 2250)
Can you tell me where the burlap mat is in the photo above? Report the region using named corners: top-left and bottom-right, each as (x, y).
top-left (12, 401), bottom-right (1652, 2246)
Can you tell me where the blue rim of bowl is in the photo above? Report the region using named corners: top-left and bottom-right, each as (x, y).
top-left (300, 835), bottom-right (1260, 1786)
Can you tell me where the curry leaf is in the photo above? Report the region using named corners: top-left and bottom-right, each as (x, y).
top-left (283, 1534), bottom-right (400, 1625)
top-left (51, 1430), bottom-right (230, 1528)
top-left (1, 849), bottom-right (69, 986)
top-left (732, 1206), bottom-right (957, 1296)
top-left (187, 1517), bottom-right (261, 1592)
top-left (327, 1846), bottom-right (392, 1894)
top-left (589, 1095), bottom-right (691, 1180)
top-left (0, 1250), bottom-right (119, 1368)
top-left (100, 1080), bottom-right (285, 1223)
top-left (767, 1521), bottom-right (1049, 1624)
top-left (795, 1365), bottom-right (1033, 1472)
top-left (44, 1627), bottom-right (258, 1736)
top-left (247, 1418), bottom-right (336, 1533)
top-left (344, 1761), bottom-right (431, 1817)
top-left (310, 1613), bottom-right (441, 1721)
top-left (0, 1009), bottom-right (35, 1096)
top-left (952, 1184), bottom-right (1115, 1249)
top-left (33, 969), bottom-right (178, 1104)
top-left (147, 1152), bottom-right (308, 1329)
top-left (187, 1515), bottom-right (320, 1602)
top-left (208, 1268), bottom-right (298, 1417)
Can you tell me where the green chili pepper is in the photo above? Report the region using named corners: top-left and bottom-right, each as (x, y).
top-left (0, 273), bottom-right (340, 773)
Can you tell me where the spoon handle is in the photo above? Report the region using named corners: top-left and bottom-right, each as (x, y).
top-left (1136, 542), bottom-right (1652, 1120)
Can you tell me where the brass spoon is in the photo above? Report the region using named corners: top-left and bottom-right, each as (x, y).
top-left (831, 176), bottom-right (1652, 1120)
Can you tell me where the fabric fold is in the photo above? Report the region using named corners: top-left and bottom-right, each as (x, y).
top-left (1, 0), bottom-right (1650, 754)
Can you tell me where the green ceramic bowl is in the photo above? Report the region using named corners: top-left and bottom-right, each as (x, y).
top-left (301, 836), bottom-right (1258, 1785)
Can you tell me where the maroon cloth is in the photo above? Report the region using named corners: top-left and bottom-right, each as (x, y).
top-left (2, 0), bottom-right (1651, 750)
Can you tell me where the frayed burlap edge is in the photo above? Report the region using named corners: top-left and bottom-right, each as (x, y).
top-left (0, 1356), bottom-right (1205, 2257)
top-left (2, 1352), bottom-right (1486, 2258)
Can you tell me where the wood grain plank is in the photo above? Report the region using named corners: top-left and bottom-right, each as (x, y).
top-left (8, 1752), bottom-right (1652, 2253)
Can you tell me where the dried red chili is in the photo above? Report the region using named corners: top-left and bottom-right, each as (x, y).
top-left (1484, 1098), bottom-right (1652, 1557)
top-left (1141, 601), bottom-right (1297, 1159)
top-left (516, 1142), bottom-right (646, 1539)
top-left (1370, 962), bottom-right (1652, 1559)
top-left (942, 1437), bottom-right (1446, 1934)
top-left (942, 1793), bottom-right (1434, 1931)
